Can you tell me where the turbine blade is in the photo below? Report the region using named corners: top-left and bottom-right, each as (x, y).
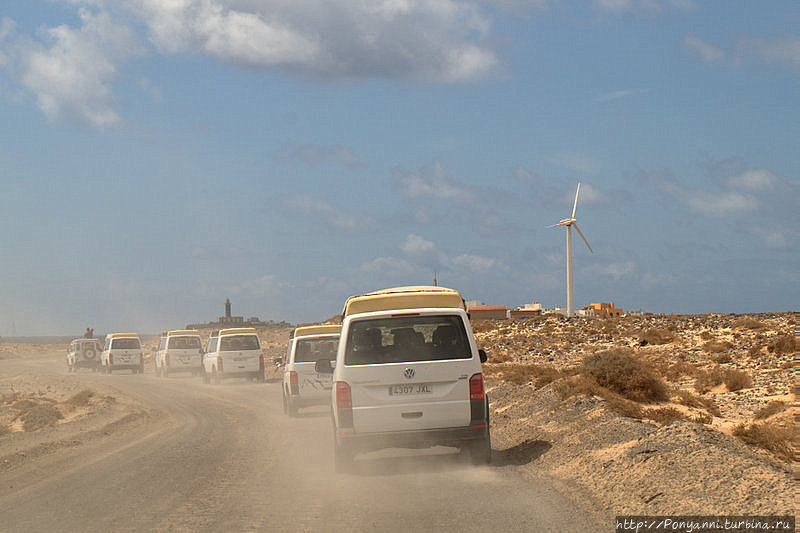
top-left (546, 224), bottom-right (560, 228)
top-left (571, 182), bottom-right (581, 219)
top-left (573, 223), bottom-right (593, 253)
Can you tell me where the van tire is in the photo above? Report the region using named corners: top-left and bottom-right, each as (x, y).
top-left (282, 391), bottom-right (288, 414)
top-left (212, 367), bottom-right (219, 385)
top-left (334, 443), bottom-right (354, 473)
top-left (463, 434), bottom-right (492, 466)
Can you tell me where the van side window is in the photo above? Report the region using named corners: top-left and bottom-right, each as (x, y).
top-left (206, 337), bottom-right (218, 353)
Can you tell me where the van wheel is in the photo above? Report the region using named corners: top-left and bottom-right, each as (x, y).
top-left (107, 365), bottom-right (113, 374)
top-left (282, 391), bottom-right (288, 414)
top-left (202, 369), bottom-right (210, 384)
top-left (212, 367), bottom-right (219, 385)
top-left (334, 443), bottom-right (354, 473)
top-left (463, 434), bottom-right (492, 466)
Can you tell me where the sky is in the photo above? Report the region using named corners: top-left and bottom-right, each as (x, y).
top-left (0, 0), bottom-right (797, 335)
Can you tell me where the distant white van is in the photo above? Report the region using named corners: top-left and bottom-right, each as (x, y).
top-left (282, 325), bottom-right (341, 416)
top-left (101, 333), bottom-right (144, 374)
top-left (155, 330), bottom-right (203, 377)
top-left (320, 286), bottom-right (490, 472)
top-left (202, 328), bottom-right (264, 384)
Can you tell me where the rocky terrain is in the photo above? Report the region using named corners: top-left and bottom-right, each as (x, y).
top-left (475, 312), bottom-right (798, 514)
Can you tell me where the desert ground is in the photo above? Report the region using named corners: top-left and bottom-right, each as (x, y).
top-left (0, 313), bottom-right (796, 531)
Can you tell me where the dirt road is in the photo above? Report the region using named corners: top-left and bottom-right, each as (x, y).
top-left (0, 352), bottom-right (607, 532)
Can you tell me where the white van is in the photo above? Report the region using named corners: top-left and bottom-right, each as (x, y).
top-left (319, 286), bottom-right (490, 471)
top-left (67, 338), bottom-right (102, 372)
top-left (155, 330), bottom-right (203, 377)
top-left (282, 325), bottom-right (341, 416)
top-left (202, 328), bottom-right (264, 384)
top-left (101, 333), bottom-right (144, 374)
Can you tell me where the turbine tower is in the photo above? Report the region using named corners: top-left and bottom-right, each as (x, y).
top-left (548, 183), bottom-right (593, 317)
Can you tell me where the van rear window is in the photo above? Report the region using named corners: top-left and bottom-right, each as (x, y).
top-left (110, 338), bottom-right (140, 349)
top-left (219, 335), bottom-right (260, 351)
top-left (168, 336), bottom-right (201, 349)
top-left (344, 315), bottom-right (471, 365)
top-left (294, 337), bottom-right (338, 363)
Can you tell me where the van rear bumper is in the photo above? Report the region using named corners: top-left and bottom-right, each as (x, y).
top-left (338, 425), bottom-right (488, 452)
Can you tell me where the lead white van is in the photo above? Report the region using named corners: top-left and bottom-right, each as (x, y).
top-left (155, 330), bottom-right (203, 377)
top-left (319, 286), bottom-right (490, 472)
top-left (282, 324), bottom-right (341, 417)
top-left (202, 328), bottom-right (264, 384)
top-left (101, 333), bottom-right (144, 374)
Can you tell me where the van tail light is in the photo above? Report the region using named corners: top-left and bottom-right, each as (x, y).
top-left (469, 373), bottom-right (488, 428)
top-left (165, 352), bottom-right (169, 364)
top-left (259, 353), bottom-right (265, 365)
top-left (218, 357), bottom-right (223, 373)
top-left (289, 371), bottom-right (299, 395)
top-left (336, 381), bottom-right (352, 408)
top-left (108, 353), bottom-right (113, 364)
top-left (335, 381), bottom-right (354, 430)
top-left (469, 373), bottom-right (485, 400)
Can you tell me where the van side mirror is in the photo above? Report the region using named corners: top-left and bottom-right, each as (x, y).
top-left (315, 359), bottom-right (334, 374)
top-left (478, 349), bottom-right (487, 363)
top-left (273, 357), bottom-right (283, 366)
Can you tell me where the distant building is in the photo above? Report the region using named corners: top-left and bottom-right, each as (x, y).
top-left (509, 300), bottom-right (543, 319)
top-left (586, 302), bottom-right (623, 318)
top-left (468, 306), bottom-right (508, 320)
top-left (576, 308), bottom-right (595, 317)
top-left (465, 300), bottom-right (484, 308)
top-left (187, 299), bottom-right (290, 330)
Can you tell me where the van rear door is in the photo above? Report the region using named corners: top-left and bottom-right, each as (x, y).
top-left (342, 312), bottom-right (476, 434)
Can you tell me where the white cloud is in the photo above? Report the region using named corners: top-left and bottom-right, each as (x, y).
top-left (357, 256), bottom-right (417, 276)
top-left (684, 35), bottom-right (724, 64)
top-left (126, 0), bottom-right (498, 82)
top-left (596, 88), bottom-right (649, 102)
top-left (735, 34), bottom-right (800, 71)
top-left (726, 169), bottom-right (779, 191)
top-left (288, 194), bottom-right (373, 232)
top-left (597, 261), bottom-right (635, 280)
top-left (594, 0), bottom-right (661, 13)
top-left (684, 190), bottom-right (759, 216)
top-left (2, 9), bottom-right (141, 127)
top-left (393, 162), bottom-right (476, 202)
top-left (401, 234), bottom-right (436, 254)
top-left (764, 230), bottom-right (787, 249)
top-left (450, 253), bottom-right (509, 272)
top-left (478, 0), bottom-right (550, 14)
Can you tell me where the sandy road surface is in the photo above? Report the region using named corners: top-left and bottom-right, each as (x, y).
top-left (0, 352), bottom-right (607, 532)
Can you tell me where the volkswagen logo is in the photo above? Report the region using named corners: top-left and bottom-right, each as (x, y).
top-left (403, 368), bottom-right (415, 379)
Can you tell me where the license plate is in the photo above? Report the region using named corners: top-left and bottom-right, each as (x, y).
top-left (233, 356), bottom-right (249, 361)
top-left (389, 384), bottom-right (433, 396)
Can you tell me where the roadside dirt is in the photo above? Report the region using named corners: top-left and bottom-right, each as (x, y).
top-left (0, 367), bottom-right (156, 473)
top-left (476, 312), bottom-right (798, 515)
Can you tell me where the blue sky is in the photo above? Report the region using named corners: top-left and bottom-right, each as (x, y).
top-left (0, 0), bottom-right (797, 335)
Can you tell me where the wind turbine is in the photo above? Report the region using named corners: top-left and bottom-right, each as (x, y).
top-left (548, 183), bottom-right (593, 317)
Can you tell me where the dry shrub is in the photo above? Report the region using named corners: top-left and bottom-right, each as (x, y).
top-left (754, 401), bottom-right (786, 420)
top-left (693, 367), bottom-right (725, 393)
top-left (702, 340), bottom-right (733, 353)
top-left (638, 328), bottom-right (675, 345)
top-left (21, 404), bottom-right (63, 432)
top-left (712, 352), bottom-right (732, 364)
top-left (674, 389), bottom-right (721, 417)
top-left (553, 375), bottom-right (644, 419)
top-left (486, 363), bottom-right (571, 388)
top-left (664, 362), bottom-right (699, 381)
top-left (723, 368), bottom-right (753, 391)
top-left (0, 423), bottom-right (10, 436)
top-left (734, 317), bottom-right (768, 330)
top-left (488, 351), bottom-right (512, 363)
top-left (66, 389), bottom-right (95, 407)
top-left (582, 349), bottom-right (669, 403)
top-left (747, 345), bottom-right (763, 358)
top-left (606, 396), bottom-right (644, 419)
top-left (470, 320), bottom-right (496, 334)
top-left (733, 422), bottom-right (797, 463)
top-left (767, 335), bottom-right (798, 355)
top-left (692, 413), bottom-right (713, 424)
top-left (644, 407), bottom-right (687, 425)
top-left (11, 398), bottom-right (38, 411)
top-left (700, 331), bottom-right (713, 341)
